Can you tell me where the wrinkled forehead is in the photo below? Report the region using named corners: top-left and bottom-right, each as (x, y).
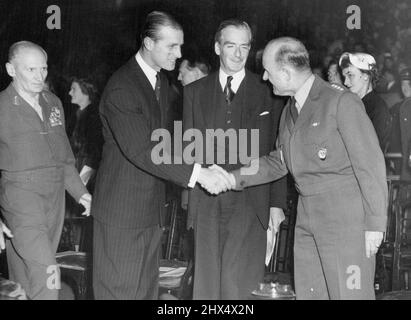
top-left (13, 47), bottom-right (47, 66)
top-left (220, 25), bottom-right (251, 44)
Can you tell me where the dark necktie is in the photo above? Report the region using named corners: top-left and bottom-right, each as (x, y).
top-left (155, 73), bottom-right (161, 103)
top-left (290, 96), bottom-right (298, 123)
top-left (224, 76), bottom-right (235, 104)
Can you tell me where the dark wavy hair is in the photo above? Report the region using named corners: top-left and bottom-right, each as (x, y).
top-left (70, 77), bottom-right (98, 103)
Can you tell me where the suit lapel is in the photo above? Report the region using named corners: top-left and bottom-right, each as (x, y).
top-left (200, 73), bottom-right (219, 129)
top-left (239, 72), bottom-right (255, 129)
top-left (128, 58), bottom-right (162, 128)
top-left (293, 76), bottom-right (322, 133)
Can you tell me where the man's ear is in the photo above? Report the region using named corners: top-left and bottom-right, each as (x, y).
top-left (283, 67), bottom-right (292, 82)
top-left (214, 42), bottom-right (221, 56)
top-left (143, 37), bottom-right (154, 51)
top-left (5, 62), bottom-right (16, 77)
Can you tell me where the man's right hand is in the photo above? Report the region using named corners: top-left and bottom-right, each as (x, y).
top-left (0, 221), bottom-right (13, 253)
top-left (197, 166), bottom-right (235, 195)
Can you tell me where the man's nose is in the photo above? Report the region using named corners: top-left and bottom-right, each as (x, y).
top-left (175, 47), bottom-right (182, 59)
top-left (263, 71), bottom-right (268, 81)
top-left (234, 46), bottom-right (242, 58)
top-left (35, 70), bottom-right (46, 81)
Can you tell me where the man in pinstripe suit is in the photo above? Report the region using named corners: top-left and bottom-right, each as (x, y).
top-left (92, 11), bottom-right (232, 300)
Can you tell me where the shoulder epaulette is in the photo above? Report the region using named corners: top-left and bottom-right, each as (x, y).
top-left (331, 83), bottom-right (345, 91)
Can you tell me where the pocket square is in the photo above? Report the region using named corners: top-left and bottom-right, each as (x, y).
top-left (259, 111), bottom-right (270, 116)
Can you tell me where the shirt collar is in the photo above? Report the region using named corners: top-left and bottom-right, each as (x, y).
top-left (294, 74), bottom-right (315, 113)
top-left (219, 68), bottom-right (246, 93)
top-left (136, 51), bottom-right (158, 90)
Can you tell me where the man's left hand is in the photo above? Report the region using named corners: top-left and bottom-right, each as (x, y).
top-left (0, 221), bottom-right (13, 253)
top-left (268, 207), bottom-right (285, 232)
top-left (79, 193), bottom-right (92, 217)
top-left (365, 231), bottom-right (384, 258)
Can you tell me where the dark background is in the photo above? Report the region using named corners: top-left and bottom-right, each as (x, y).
top-left (1, 0), bottom-right (409, 90)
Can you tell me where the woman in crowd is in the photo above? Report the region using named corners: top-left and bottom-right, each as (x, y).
top-left (326, 59), bottom-right (344, 86)
top-left (68, 77), bottom-right (103, 193)
top-left (339, 52), bottom-right (391, 152)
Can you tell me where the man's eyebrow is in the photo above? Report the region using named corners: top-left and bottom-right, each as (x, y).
top-left (222, 41), bottom-right (250, 46)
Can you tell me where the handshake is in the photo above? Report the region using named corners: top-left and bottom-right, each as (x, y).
top-left (197, 164), bottom-right (236, 195)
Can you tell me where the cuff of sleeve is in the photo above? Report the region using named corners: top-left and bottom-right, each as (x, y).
top-left (364, 215), bottom-right (387, 232)
top-left (187, 163), bottom-right (201, 188)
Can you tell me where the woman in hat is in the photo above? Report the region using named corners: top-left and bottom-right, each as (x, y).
top-left (340, 52), bottom-right (391, 152)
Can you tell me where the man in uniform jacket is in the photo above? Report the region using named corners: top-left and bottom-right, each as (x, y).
top-left (183, 19), bottom-right (287, 300)
top-left (226, 37), bottom-right (388, 299)
top-left (0, 41), bottom-right (91, 299)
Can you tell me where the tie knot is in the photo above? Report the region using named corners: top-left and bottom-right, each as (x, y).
top-left (226, 76), bottom-right (233, 87)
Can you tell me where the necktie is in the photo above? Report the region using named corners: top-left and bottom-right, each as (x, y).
top-left (155, 73), bottom-right (161, 103)
top-left (224, 76), bottom-right (235, 104)
top-left (290, 97), bottom-right (298, 123)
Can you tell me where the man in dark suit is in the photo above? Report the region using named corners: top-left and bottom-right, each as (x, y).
top-left (0, 41), bottom-right (91, 299)
top-left (225, 37), bottom-right (388, 299)
top-left (92, 11), bottom-right (232, 300)
top-left (183, 20), bottom-right (287, 300)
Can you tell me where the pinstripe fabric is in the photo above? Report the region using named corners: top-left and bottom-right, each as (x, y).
top-left (92, 58), bottom-right (194, 299)
top-left (93, 219), bottom-right (162, 300)
top-left (183, 71), bottom-right (287, 299)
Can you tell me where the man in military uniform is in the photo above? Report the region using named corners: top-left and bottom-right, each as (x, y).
top-left (226, 37), bottom-right (387, 299)
top-left (0, 41), bottom-right (91, 299)
top-left (388, 68), bottom-right (411, 180)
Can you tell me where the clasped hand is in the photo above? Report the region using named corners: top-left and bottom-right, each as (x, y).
top-left (197, 165), bottom-right (236, 195)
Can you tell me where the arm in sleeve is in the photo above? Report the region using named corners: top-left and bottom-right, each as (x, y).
top-left (337, 92), bottom-right (388, 231)
top-left (232, 147), bottom-right (288, 190)
top-left (101, 87), bottom-right (194, 187)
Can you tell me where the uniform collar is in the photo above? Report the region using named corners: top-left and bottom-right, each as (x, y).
top-left (7, 83), bottom-right (48, 107)
top-left (294, 74), bottom-right (315, 113)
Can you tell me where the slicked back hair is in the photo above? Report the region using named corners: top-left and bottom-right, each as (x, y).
top-left (140, 11), bottom-right (182, 44)
top-left (214, 19), bottom-right (252, 45)
top-left (8, 41), bottom-right (48, 63)
top-left (271, 37), bottom-right (310, 71)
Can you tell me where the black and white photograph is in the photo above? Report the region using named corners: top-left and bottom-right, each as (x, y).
top-left (0, 0), bottom-right (410, 305)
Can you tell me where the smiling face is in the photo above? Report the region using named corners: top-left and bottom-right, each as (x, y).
top-left (215, 25), bottom-right (251, 75)
top-left (69, 81), bottom-right (88, 106)
top-left (6, 47), bottom-right (48, 97)
top-left (146, 26), bottom-right (184, 71)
